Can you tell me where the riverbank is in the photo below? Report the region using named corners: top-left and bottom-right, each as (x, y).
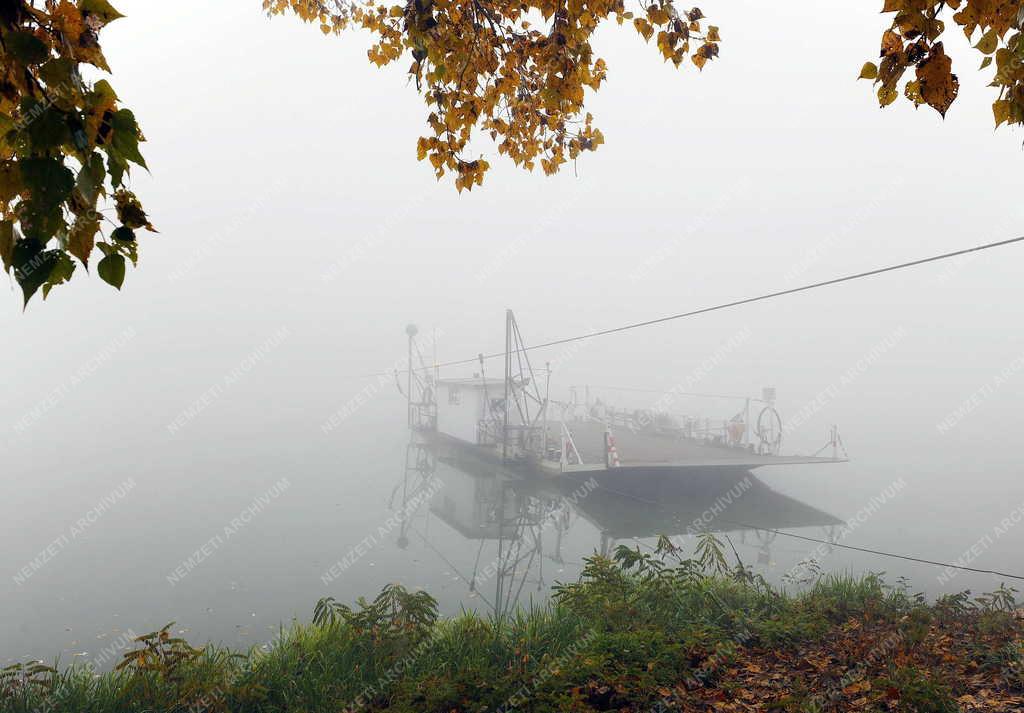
top-left (2, 536), bottom-right (1021, 712)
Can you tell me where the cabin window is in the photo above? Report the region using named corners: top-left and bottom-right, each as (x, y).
top-left (448, 385), bottom-right (461, 405)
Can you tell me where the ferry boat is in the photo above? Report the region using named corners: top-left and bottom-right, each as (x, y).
top-left (402, 312), bottom-right (847, 481)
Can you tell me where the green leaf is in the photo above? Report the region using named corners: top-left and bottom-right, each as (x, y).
top-left (21, 206), bottom-right (65, 242)
top-left (110, 109), bottom-right (146, 168)
top-left (20, 157), bottom-right (74, 210)
top-left (980, 56), bottom-right (993, 70)
top-left (111, 225), bottom-right (135, 242)
top-left (86, 80), bottom-right (119, 113)
top-left (75, 153), bottom-right (106, 204)
top-left (79, 0), bottom-right (125, 23)
top-left (42, 251), bottom-right (76, 299)
top-left (0, 160), bottom-right (18, 203)
top-left (49, 251), bottom-right (75, 282)
top-left (97, 252), bottom-right (125, 289)
top-left (3, 31), bottom-right (49, 65)
top-left (26, 105), bottom-right (72, 151)
top-left (13, 240), bottom-right (59, 306)
top-left (107, 151), bottom-right (125, 188)
top-left (0, 220), bottom-right (13, 272)
top-left (38, 58), bottom-right (77, 91)
top-left (120, 237), bottom-right (138, 266)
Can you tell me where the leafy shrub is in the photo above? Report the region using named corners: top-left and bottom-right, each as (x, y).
top-left (877, 665), bottom-right (958, 713)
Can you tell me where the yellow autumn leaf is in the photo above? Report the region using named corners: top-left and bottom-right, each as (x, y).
top-left (633, 17), bottom-right (654, 41)
top-left (975, 29), bottom-right (997, 54)
top-left (647, 6), bottom-right (669, 25)
top-left (881, 30), bottom-right (902, 57)
top-left (878, 85), bottom-right (898, 107)
top-left (993, 98), bottom-right (1010, 127)
top-left (53, 1), bottom-right (85, 43)
top-left (916, 44), bottom-right (958, 117)
top-left (904, 79), bottom-right (923, 106)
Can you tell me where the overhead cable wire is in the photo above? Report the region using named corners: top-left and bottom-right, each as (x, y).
top-left (573, 384), bottom-right (762, 401)
top-left (363, 234), bottom-right (1024, 379)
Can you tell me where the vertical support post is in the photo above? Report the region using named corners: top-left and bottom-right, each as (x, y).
top-left (503, 309), bottom-right (512, 462)
top-left (744, 398), bottom-right (751, 448)
top-left (407, 335), bottom-right (412, 427)
top-left (405, 324), bottom-right (417, 429)
top-left (495, 484), bottom-right (505, 618)
top-left (603, 426), bottom-right (610, 469)
top-left (543, 360), bottom-right (551, 459)
top-left (477, 352), bottom-right (487, 445)
top-left (560, 426), bottom-right (567, 471)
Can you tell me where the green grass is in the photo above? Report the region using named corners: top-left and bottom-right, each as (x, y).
top-left (1, 535), bottom-right (1019, 713)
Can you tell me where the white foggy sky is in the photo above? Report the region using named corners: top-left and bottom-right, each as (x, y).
top-left (1, 2), bottom-right (1022, 574)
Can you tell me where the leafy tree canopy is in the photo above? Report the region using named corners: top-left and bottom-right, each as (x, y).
top-left (265, 0), bottom-right (720, 191)
top-left (859, 0), bottom-right (1024, 124)
top-left (0, 0), bottom-right (153, 307)
top-left (2, 0), bottom-right (1023, 305)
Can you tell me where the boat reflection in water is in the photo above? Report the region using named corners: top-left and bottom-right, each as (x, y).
top-left (391, 436), bottom-right (842, 618)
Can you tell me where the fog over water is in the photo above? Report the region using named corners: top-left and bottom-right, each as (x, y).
top-left (1, 1), bottom-right (1023, 667)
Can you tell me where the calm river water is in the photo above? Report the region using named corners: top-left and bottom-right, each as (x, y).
top-left (2, 392), bottom-right (1022, 668)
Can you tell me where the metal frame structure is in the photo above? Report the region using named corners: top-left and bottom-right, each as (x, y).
top-left (490, 483), bottom-right (569, 618)
top-left (389, 436), bottom-right (571, 620)
top-left (503, 309), bottom-right (550, 461)
top-left (400, 324), bottom-right (438, 432)
top-left (390, 433), bottom-right (438, 550)
top-left (474, 310), bottom-right (552, 464)
top-left (813, 425), bottom-right (849, 460)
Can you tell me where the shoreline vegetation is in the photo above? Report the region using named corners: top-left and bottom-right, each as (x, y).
top-left (2, 535), bottom-right (1022, 713)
